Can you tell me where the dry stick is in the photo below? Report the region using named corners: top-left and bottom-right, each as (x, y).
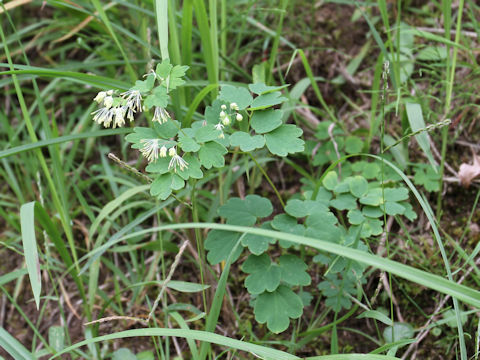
top-left (370, 217), bottom-right (405, 322)
top-left (401, 257), bottom-right (480, 360)
top-left (328, 123), bottom-right (342, 177)
top-left (59, 280), bottom-right (81, 320)
top-left (84, 241), bottom-right (189, 326)
top-left (146, 240), bottom-right (189, 322)
top-left (108, 153), bottom-right (152, 183)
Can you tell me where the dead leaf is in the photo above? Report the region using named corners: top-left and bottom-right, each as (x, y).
top-left (458, 152), bottom-right (480, 187)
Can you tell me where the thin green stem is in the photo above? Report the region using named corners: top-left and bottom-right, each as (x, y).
top-left (246, 152), bottom-right (285, 209)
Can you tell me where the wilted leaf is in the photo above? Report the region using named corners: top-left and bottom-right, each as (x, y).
top-left (458, 153), bottom-right (480, 187)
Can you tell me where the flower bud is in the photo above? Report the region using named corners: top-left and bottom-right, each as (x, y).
top-left (221, 115), bottom-right (231, 126)
top-left (236, 113), bottom-right (243, 121)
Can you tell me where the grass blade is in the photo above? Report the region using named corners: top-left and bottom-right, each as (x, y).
top-left (49, 328), bottom-right (299, 360)
top-left (19, 202), bottom-right (42, 309)
top-left (0, 327), bottom-right (35, 360)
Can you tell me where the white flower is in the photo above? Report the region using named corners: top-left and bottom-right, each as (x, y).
top-left (106, 90), bottom-right (114, 96)
top-left (214, 123), bottom-right (224, 131)
top-left (221, 114), bottom-right (231, 126)
top-left (94, 91), bottom-right (106, 104)
top-left (168, 155), bottom-right (189, 172)
top-left (113, 107), bottom-right (125, 128)
top-left (92, 107), bottom-right (115, 127)
top-left (218, 132), bottom-right (225, 139)
top-left (140, 139), bottom-right (161, 163)
top-left (230, 102), bottom-right (239, 111)
top-left (104, 96), bottom-right (114, 109)
top-left (236, 113), bottom-right (243, 121)
top-left (159, 145), bottom-right (167, 158)
top-left (124, 105), bottom-right (135, 122)
top-left (221, 104), bottom-right (227, 110)
top-left (168, 147), bottom-right (177, 157)
top-left (121, 89), bottom-right (142, 112)
top-left (152, 107), bottom-right (171, 124)
top-left (220, 111), bottom-right (227, 119)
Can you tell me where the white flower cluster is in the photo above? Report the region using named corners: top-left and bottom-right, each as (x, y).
top-left (92, 89), bottom-right (171, 127)
top-left (139, 141), bottom-right (188, 172)
top-left (216, 102), bottom-right (243, 139)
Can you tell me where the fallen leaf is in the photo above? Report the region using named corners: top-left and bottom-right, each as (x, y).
top-left (458, 152), bottom-right (480, 187)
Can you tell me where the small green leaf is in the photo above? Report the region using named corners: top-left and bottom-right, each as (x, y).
top-left (229, 132), bottom-right (265, 151)
top-left (150, 173), bottom-right (184, 199)
top-left (204, 99), bottom-right (226, 125)
top-left (264, 125), bottom-right (304, 156)
top-left (168, 65), bottom-right (189, 89)
top-left (322, 171), bottom-right (338, 191)
top-left (241, 222), bottom-right (276, 255)
top-left (153, 119), bottom-right (180, 139)
top-left (254, 285), bottom-right (303, 333)
top-left (194, 124), bottom-right (222, 143)
top-left (204, 230), bottom-right (243, 265)
top-left (250, 91), bottom-right (287, 111)
top-left (250, 109), bottom-right (283, 134)
top-left (382, 201), bottom-right (406, 216)
top-left (360, 188), bottom-right (384, 206)
top-left (219, 85), bottom-right (253, 110)
top-left (178, 133), bottom-right (201, 153)
top-left (198, 141), bottom-right (227, 169)
top-left (278, 255), bottom-right (311, 286)
top-left (362, 206), bottom-right (383, 218)
top-left (384, 187), bottom-right (409, 202)
top-left (125, 127), bottom-right (158, 148)
top-left (271, 214), bottom-right (304, 248)
top-left (330, 194), bottom-right (357, 210)
top-left (285, 199), bottom-right (328, 218)
top-left (249, 83), bottom-right (289, 95)
top-left (145, 157), bottom-right (170, 174)
top-left (348, 176), bottom-right (368, 198)
top-left (112, 348), bottom-right (136, 360)
top-left (156, 60), bottom-right (173, 79)
top-left (345, 136), bottom-right (364, 154)
top-left (417, 46), bottom-right (447, 61)
top-left (305, 212), bottom-right (342, 243)
top-left (242, 254), bottom-right (281, 294)
top-left (144, 86), bottom-right (168, 109)
top-left (362, 162), bottom-right (381, 179)
top-left (442, 309), bottom-right (468, 328)
top-left (218, 195), bottom-right (273, 226)
top-left (413, 166), bottom-right (440, 192)
top-left (176, 154), bottom-right (203, 180)
top-left (132, 74), bottom-right (155, 93)
top-left (347, 209), bottom-right (365, 225)
top-left (383, 323), bottom-right (414, 342)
